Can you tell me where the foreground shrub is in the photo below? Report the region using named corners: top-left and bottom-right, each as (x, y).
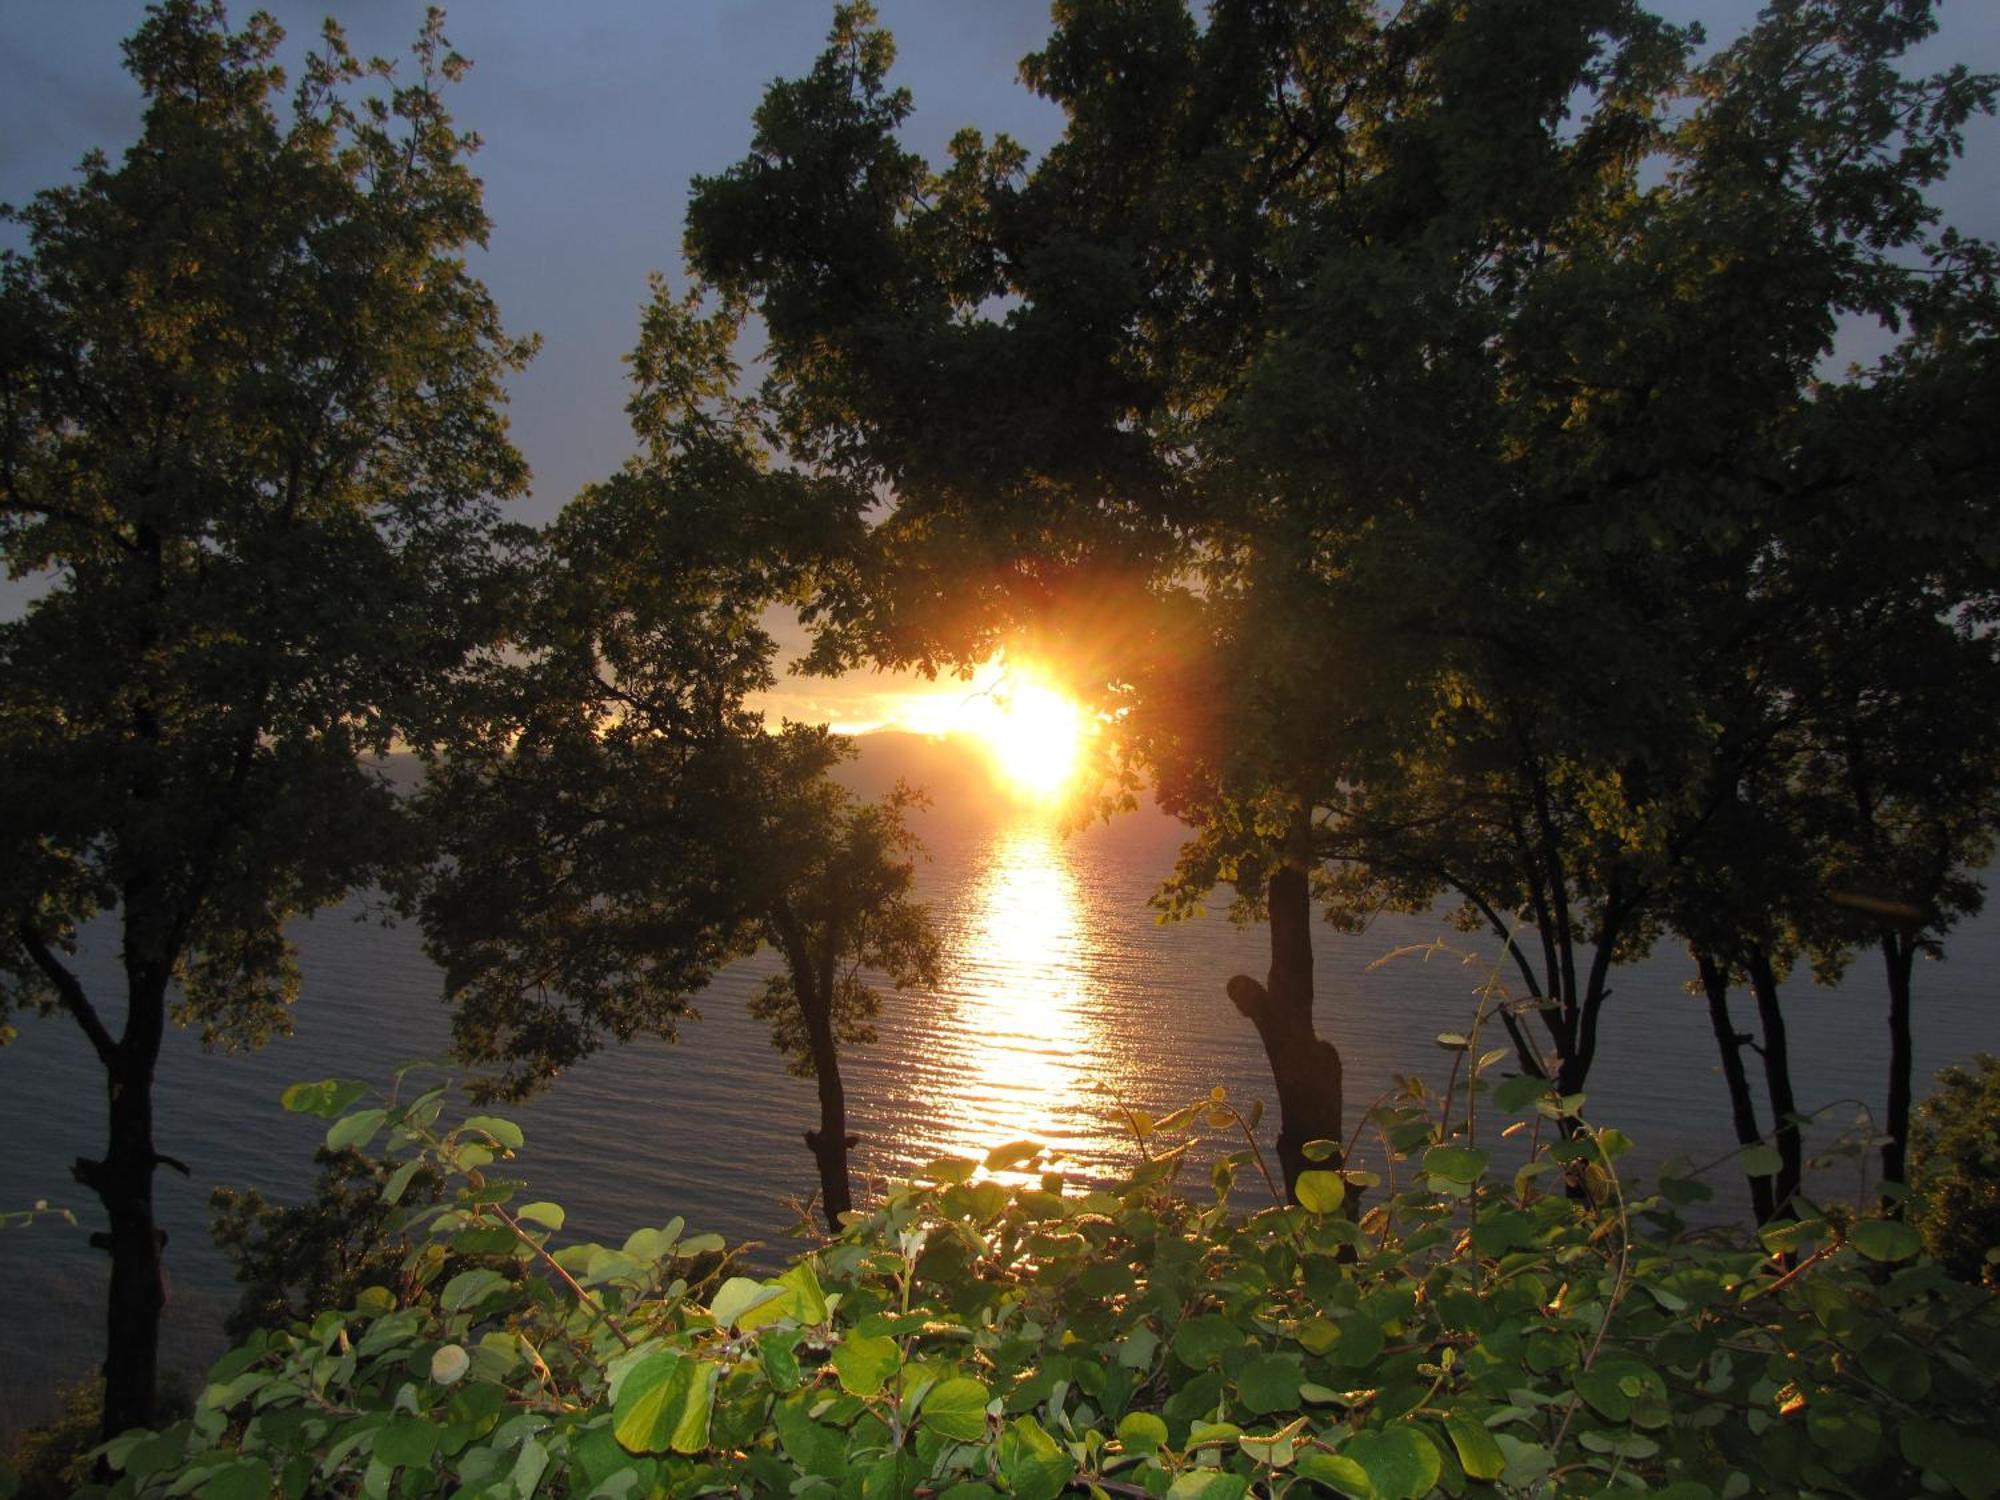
top-left (1910, 1053), bottom-right (2000, 1288)
top-left (68, 1073), bottom-right (2000, 1499)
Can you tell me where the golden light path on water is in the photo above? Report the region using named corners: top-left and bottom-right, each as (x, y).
top-left (909, 817), bottom-right (1118, 1178)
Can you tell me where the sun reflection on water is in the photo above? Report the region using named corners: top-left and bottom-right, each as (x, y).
top-left (923, 818), bottom-right (1102, 1173)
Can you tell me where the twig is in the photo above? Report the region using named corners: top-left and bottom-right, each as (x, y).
top-left (488, 1200), bottom-right (634, 1350)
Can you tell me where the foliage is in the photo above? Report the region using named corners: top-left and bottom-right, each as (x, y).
top-left (4, 1377), bottom-right (188, 1500)
top-left (78, 1073), bottom-right (2000, 1500)
top-left (0, 0), bottom-right (530, 1435)
top-left (1909, 1054), bottom-right (2000, 1288)
top-left (210, 1148), bottom-right (446, 1344)
top-left (412, 282), bottom-right (936, 1227)
top-left (686, 0), bottom-right (2000, 1211)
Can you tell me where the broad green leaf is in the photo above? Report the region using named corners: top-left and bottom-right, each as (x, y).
top-left (1493, 1074), bottom-right (1547, 1112)
top-left (462, 1115), bottom-right (524, 1150)
top-left (440, 1268), bottom-right (507, 1312)
top-left (1296, 1170), bottom-right (1346, 1215)
top-left (1422, 1144), bottom-right (1489, 1185)
top-left (1295, 1451), bottom-right (1374, 1498)
top-left (199, 1457), bottom-right (273, 1500)
top-left (984, 1139), bottom-right (1044, 1172)
top-left (281, 1079), bottom-right (368, 1118)
top-left (1117, 1412), bottom-right (1168, 1455)
top-left (708, 1276), bottom-right (785, 1329)
top-left (1166, 1474), bottom-right (1249, 1499)
top-left (515, 1201), bottom-right (564, 1230)
top-left (997, 1415), bottom-right (1075, 1500)
top-left (325, 1108), bottom-right (386, 1151)
top-left (1739, 1144), bottom-right (1784, 1177)
top-left (1444, 1415), bottom-right (1506, 1480)
top-left (920, 1376), bottom-right (992, 1442)
top-left (612, 1352), bottom-right (714, 1455)
top-left (772, 1399), bottom-right (847, 1479)
top-left (1235, 1353), bottom-right (1303, 1415)
top-left (1343, 1427), bottom-right (1441, 1500)
top-left (776, 1260), bottom-right (828, 1325)
top-left (375, 1417), bottom-right (439, 1468)
top-left (1849, 1219), bottom-right (1922, 1263)
top-left (1172, 1313), bottom-right (1244, 1368)
top-left (832, 1333), bottom-right (900, 1396)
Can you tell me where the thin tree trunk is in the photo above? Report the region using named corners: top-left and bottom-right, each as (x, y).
top-left (1695, 948), bottom-right (1775, 1224)
top-left (78, 957), bottom-right (171, 1441)
top-left (1880, 930), bottom-right (1916, 1206)
top-left (1228, 862), bottom-right (1343, 1197)
top-left (1744, 947), bottom-right (1802, 1217)
top-left (801, 999), bottom-right (854, 1234)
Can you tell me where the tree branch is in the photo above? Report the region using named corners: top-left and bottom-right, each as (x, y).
top-left (16, 922), bottom-right (118, 1068)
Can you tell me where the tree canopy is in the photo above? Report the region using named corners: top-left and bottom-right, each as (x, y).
top-left (687, 0), bottom-right (2000, 1198)
top-left (0, 0), bottom-right (531, 1435)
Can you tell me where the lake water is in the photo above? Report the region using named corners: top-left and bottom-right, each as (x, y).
top-left (4, 791), bottom-right (1997, 1437)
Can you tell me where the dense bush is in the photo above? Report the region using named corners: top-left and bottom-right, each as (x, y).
top-left (51, 1071), bottom-right (2000, 1500)
top-left (210, 1148), bottom-right (448, 1343)
top-left (1910, 1053), bottom-right (2000, 1288)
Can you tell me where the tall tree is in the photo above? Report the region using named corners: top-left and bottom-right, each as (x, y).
top-left (688, 0), bottom-right (1998, 1199)
top-left (415, 287), bottom-right (937, 1231)
top-left (0, 3), bottom-right (531, 1437)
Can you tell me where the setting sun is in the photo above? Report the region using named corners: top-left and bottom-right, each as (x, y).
top-left (891, 662), bottom-right (1089, 804)
top-left (964, 677), bottom-right (1086, 802)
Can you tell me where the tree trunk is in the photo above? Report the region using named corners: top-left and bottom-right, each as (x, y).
top-left (1744, 947), bottom-right (1802, 1217)
top-left (1694, 948), bottom-right (1775, 1224)
top-left (801, 996), bottom-right (855, 1234)
top-left (1880, 930), bottom-right (1916, 1205)
top-left (1227, 863), bottom-right (1343, 1197)
top-left (80, 962), bottom-right (170, 1442)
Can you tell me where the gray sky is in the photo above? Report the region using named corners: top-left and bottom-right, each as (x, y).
top-left (4, 1), bottom-right (1995, 724)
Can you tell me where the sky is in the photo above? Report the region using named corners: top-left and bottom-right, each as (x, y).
top-left (3, 0), bottom-right (1995, 731)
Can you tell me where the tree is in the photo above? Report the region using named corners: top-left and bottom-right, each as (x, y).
top-left (0, 3), bottom-right (530, 1437)
top-left (415, 287), bottom-right (938, 1231)
top-left (688, 0), bottom-right (1998, 1199)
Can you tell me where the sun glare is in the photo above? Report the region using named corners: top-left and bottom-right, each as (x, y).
top-left (946, 666), bottom-right (1089, 804)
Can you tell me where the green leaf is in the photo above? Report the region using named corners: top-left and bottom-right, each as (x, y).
top-left (920, 1376), bottom-right (992, 1442)
top-left (1444, 1415), bottom-right (1505, 1481)
top-left (462, 1115), bottom-right (524, 1149)
top-left (1166, 1475), bottom-right (1249, 1499)
top-left (708, 1276), bottom-right (785, 1329)
top-left (440, 1269), bottom-right (507, 1312)
top-left (773, 1399), bottom-right (847, 1478)
top-left (281, 1079), bottom-right (369, 1118)
top-left (325, 1107), bottom-right (387, 1151)
top-left (832, 1333), bottom-right (900, 1396)
top-left (1493, 1074), bottom-right (1547, 1112)
top-left (983, 1139), bottom-right (1044, 1172)
top-left (515, 1200), bottom-right (564, 1230)
top-left (1296, 1170), bottom-right (1346, 1214)
top-left (199, 1457), bottom-right (273, 1500)
top-left (1739, 1143), bottom-right (1784, 1177)
top-left (1295, 1451), bottom-right (1374, 1498)
top-left (997, 1415), bottom-right (1075, 1500)
top-left (776, 1260), bottom-right (828, 1326)
top-left (1342, 1427), bottom-right (1441, 1500)
top-left (1117, 1411), bottom-right (1168, 1455)
top-left (1421, 1145), bottom-right (1489, 1185)
top-left (1172, 1313), bottom-right (1245, 1369)
top-left (1849, 1218), bottom-right (1923, 1263)
top-left (1235, 1353), bottom-right (1303, 1415)
top-left (375, 1417), bottom-right (439, 1468)
top-left (612, 1352), bottom-right (714, 1455)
